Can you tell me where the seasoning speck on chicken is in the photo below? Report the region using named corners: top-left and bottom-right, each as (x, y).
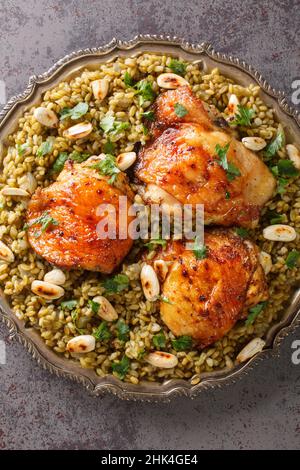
top-left (26, 157), bottom-right (135, 273)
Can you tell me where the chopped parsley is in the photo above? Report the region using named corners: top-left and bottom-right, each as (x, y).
top-left (51, 150), bottom-right (90, 174)
top-left (174, 102), bottom-right (188, 117)
top-left (24, 211), bottom-right (59, 238)
top-left (193, 236), bottom-right (207, 260)
top-left (225, 190), bottom-right (231, 200)
top-left (277, 177), bottom-right (289, 195)
top-left (272, 159), bottom-right (299, 177)
top-left (230, 105), bottom-right (254, 127)
top-left (159, 295), bottom-right (173, 305)
top-left (124, 71), bottom-right (135, 87)
top-left (245, 301), bottom-right (268, 326)
top-left (152, 331), bottom-right (167, 349)
top-left (116, 319), bottom-right (130, 342)
top-left (60, 300), bottom-right (78, 310)
top-left (266, 209), bottom-right (284, 225)
top-left (111, 356), bottom-right (130, 380)
top-left (135, 80), bottom-right (156, 106)
top-left (171, 335), bottom-right (193, 351)
top-left (16, 143), bottom-right (29, 156)
top-left (101, 273), bottom-right (129, 293)
top-left (144, 239), bottom-right (167, 251)
top-left (285, 250), bottom-right (300, 269)
top-left (88, 299), bottom-right (100, 314)
top-left (91, 154), bottom-right (120, 184)
top-left (92, 321), bottom-right (111, 341)
top-left (169, 58), bottom-right (187, 76)
top-left (142, 110), bottom-right (155, 121)
top-left (235, 227), bottom-right (249, 238)
top-left (264, 129), bottom-right (285, 158)
top-left (103, 139), bottom-right (115, 154)
top-left (142, 124), bottom-right (149, 136)
top-left (215, 143), bottom-right (241, 181)
top-left (60, 102), bottom-right (89, 120)
top-left (37, 139), bottom-right (53, 157)
top-left (100, 116), bottom-right (130, 135)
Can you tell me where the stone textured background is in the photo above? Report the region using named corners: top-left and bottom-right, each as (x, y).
top-left (0, 0), bottom-right (300, 450)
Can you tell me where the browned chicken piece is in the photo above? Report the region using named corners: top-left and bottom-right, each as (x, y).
top-left (26, 158), bottom-right (135, 273)
top-left (150, 229), bottom-right (268, 348)
top-left (135, 86), bottom-right (276, 228)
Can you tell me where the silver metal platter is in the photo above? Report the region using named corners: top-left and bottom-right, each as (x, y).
top-left (0, 35), bottom-right (299, 401)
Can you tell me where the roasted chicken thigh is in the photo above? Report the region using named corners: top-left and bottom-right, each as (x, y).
top-left (135, 86), bottom-right (276, 228)
top-left (150, 229), bottom-right (268, 348)
top-left (26, 158), bottom-right (135, 273)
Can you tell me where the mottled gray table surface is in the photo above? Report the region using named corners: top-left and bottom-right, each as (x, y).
top-left (0, 0), bottom-right (300, 450)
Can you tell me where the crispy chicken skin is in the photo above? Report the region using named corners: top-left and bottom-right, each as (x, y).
top-left (150, 230), bottom-right (268, 348)
top-left (26, 159), bottom-right (135, 273)
top-left (135, 86), bottom-right (276, 228)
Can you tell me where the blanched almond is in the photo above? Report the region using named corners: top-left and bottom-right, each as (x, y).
top-left (91, 79), bottom-right (109, 101)
top-left (18, 172), bottom-right (37, 194)
top-left (157, 73), bottom-right (189, 89)
top-left (31, 280), bottom-right (65, 300)
top-left (227, 94), bottom-right (239, 115)
top-left (0, 241), bottom-right (15, 263)
top-left (33, 107), bottom-right (58, 128)
top-left (63, 122), bottom-right (92, 140)
top-left (66, 335), bottom-right (95, 353)
top-left (263, 224), bottom-right (296, 242)
top-left (286, 144), bottom-right (300, 170)
top-left (145, 351), bottom-right (178, 369)
top-left (259, 251), bottom-right (272, 274)
top-left (116, 152), bottom-right (136, 171)
top-left (153, 259), bottom-right (168, 282)
top-left (242, 136), bottom-right (266, 151)
top-left (144, 184), bottom-right (182, 218)
top-left (140, 264), bottom-right (160, 301)
top-left (1, 187), bottom-right (30, 197)
top-left (236, 338), bottom-right (266, 363)
top-left (92, 296), bottom-right (118, 321)
top-left (44, 269), bottom-right (66, 286)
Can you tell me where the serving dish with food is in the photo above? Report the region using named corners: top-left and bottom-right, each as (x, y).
top-left (0, 36), bottom-right (299, 400)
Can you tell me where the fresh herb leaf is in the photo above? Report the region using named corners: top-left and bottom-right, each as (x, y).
top-left (169, 58), bottom-right (187, 76)
top-left (142, 110), bottom-right (155, 121)
top-left (24, 211), bottom-right (59, 237)
top-left (159, 295), bottom-right (174, 305)
top-left (71, 310), bottom-right (78, 323)
top-left (193, 236), bottom-right (207, 260)
top-left (37, 139), bottom-right (53, 157)
top-left (171, 335), bottom-right (192, 351)
top-left (60, 102), bottom-right (89, 120)
top-left (152, 331), bottom-right (167, 349)
top-left (16, 143), bottom-right (29, 156)
top-left (142, 124), bottom-right (149, 136)
top-left (102, 273), bottom-right (129, 293)
top-left (277, 177), bottom-right (288, 194)
top-left (91, 154), bottom-right (120, 185)
top-left (245, 301), bottom-right (268, 326)
top-left (215, 143), bottom-right (240, 181)
top-left (88, 299), bottom-right (100, 314)
top-left (225, 190), bottom-right (231, 200)
top-left (124, 71), bottom-right (135, 87)
top-left (93, 321), bottom-right (111, 341)
top-left (264, 130), bottom-right (285, 158)
top-left (235, 227), bottom-right (249, 238)
top-left (226, 162), bottom-right (241, 181)
top-left (277, 159), bottom-right (299, 177)
top-left (266, 209), bottom-right (284, 225)
top-left (103, 139), bottom-right (115, 154)
top-left (135, 80), bottom-right (155, 106)
top-left (174, 102), bottom-right (188, 118)
top-left (51, 150), bottom-right (90, 174)
top-left (116, 319), bottom-right (130, 342)
top-left (60, 300), bottom-right (78, 310)
top-left (69, 150), bottom-right (90, 163)
top-left (286, 250), bottom-right (300, 269)
top-left (144, 239), bottom-right (167, 251)
top-left (230, 105), bottom-right (254, 127)
top-left (111, 355), bottom-right (130, 380)
top-left (100, 116), bottom-right (129, 135)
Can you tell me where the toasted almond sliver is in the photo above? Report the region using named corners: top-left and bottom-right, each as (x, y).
top-left (143, 184), bottom-right (182, 218)
top-left (236, 338), bottom-right (266, 363)
top-left (1, 187), bottom-right (30, 197)
top-left (92, 296), bottom-right (118, 321)
top-left (31, 280), bottom-right (65, 300)
top-left (263, 224), bottom-right (296, 242)
top-left (157, 73), bottom-right (189, 89)
top-left (91, 79), bottom-right (109, 101)
top-left (44, 269), bottom-right (66, 286)
top-left (66, 335), bottom-right (95, 353)
top-left (153, 259), bottom-right (168, 282)
top-left (33, 107), bottom-right (58, 128)
top-left (140, 264), bottom-right (160, 301)
top-left (259, 251), bottom-right (272, 275)
top-left (242, 136), bottom-right (266, 151)
top-left (227, 94), bottom-right (240, 115)
top-left (286, 144), bottom-right (300, 170)
top-left (63, 122), bottom-right (92, 140)
top-left (18, 172), bottom-right (37, 194)
top-left (116, 152), bottom-right (136, 171)
top-left (145, 351), bottom-right (178, 369)
top-left (0, 241), bottom-right (15, 263)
